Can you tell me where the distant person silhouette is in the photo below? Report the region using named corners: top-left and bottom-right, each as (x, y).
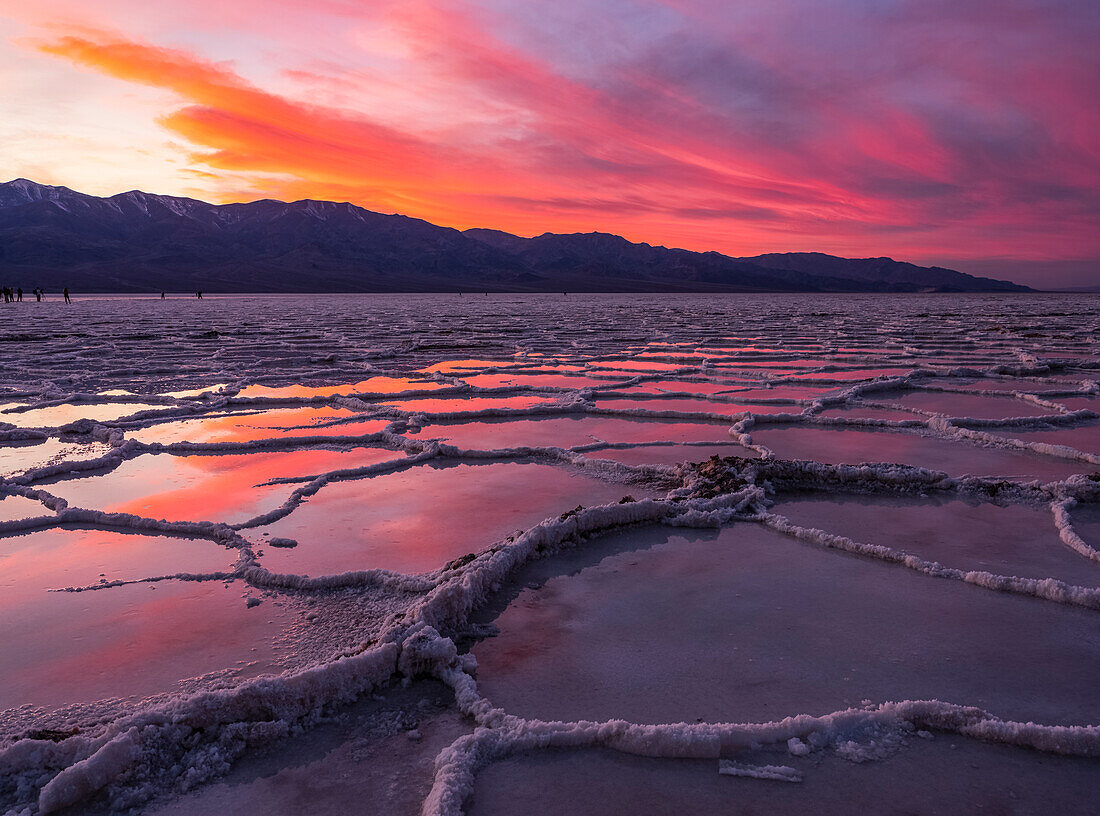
top-left (16, 288), bottom-right (22, 302)
top-left (161, 292), bottom-right (165, 299)
top-left (196, 291), bottom-right (203, 299)
top-left (35, 289), bottom-right (42, 302)
top-left (63, 287), bottom-right (71, 304)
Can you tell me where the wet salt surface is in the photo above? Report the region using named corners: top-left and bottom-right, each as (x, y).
top-left (787, 367), bottom-right (913, 380)
top-left (642, 379), bottom-right (748, 395)
top-left (592, 396), bottom-right (798, 415)
top-left (816, 404), bottom-right (922, 421)
top-left (988, 421), bottom-right (1100, 455)
top-left (1058, 396), bottom-right (1100, 412)
top-left (0, 439), bottom-right (112, 478)
top-left (881, 390), bottom-right (1054, 419)
top-left (774, 493), bottom-right (1100, 587)
top-left (0, 528), bottom-right (264, 710)
top-left (0, 494), bottom-right (49, 522)
top-left (378, 395), bottom-right (559, 414)
top-left (253, 462), bottom-right (650, 575)
top-left (145, 681), bottom-right (467, 816)
top-left (43, 448), bottom-right (403, 524)
top-left (236, 377), bottom-right (446, 399)
top-left (421, 359), bottom-right (515, 373)
top-left (1073, 504), bottom-right (1100, 550)
top-left (0, 402), bottom-right (168, 428)
top-left (459, 373), bottom-right (623, 390)
top-left (0, 294), bottom-right (1097, 816)
top-left (472, 525), bottom-right (1100, 725)
top-left (470, 740), bottom-right (1100, 816)
top-left (750, 426), bottom-right (1089, 481)
top-left (588, 443), bottom-right (756, 467)
top-left (589, 360), bottom-right (686, 372)
top-left (942, 376), bottom-right (1068, 393)
top-left (1, 578), bottom-right (288, 712)
top-left (727, 384), bottom-right (842, 400)
top-left (125, 407), bottom-right (379, 445)
top-left (421, 415), bottom-right (741, 449)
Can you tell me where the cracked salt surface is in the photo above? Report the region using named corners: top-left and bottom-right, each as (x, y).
top-left (123, 407), bottom-right (376, 445)
top-left (1058, 396), bottom-right (1100, 412)
top-left (988, 421), bottom-right (1100, 455)
top-left (0, 293), bottom-right (1097, 815)
top-left (144, 681), bottom-right (468, 816)
top-left (42, 448), bottom-right (403, 524)
top-left (236, 377), bottom-right (446, 399)
top-left (881, 389), bottom-right (1057, 419)
top-left (1, 402), bottom-right (171, 429)
top-left (0, 439), bottom-right (113, 479)
top-left (469, 739), bottom-right (1100, 815)
top-left (472, 525), bottom-right (1100, 726)
top-left (251, 461), bottom-right (653, 575)
top-left (0, 528), bottom-right (265, 710)
top-left (586, 443), bottom-right (756, 467)
top-left (0, 495), bottom-right (50, 523)
top-left (774, 493), bottom-right (1100, 587)
top-left (750, 425), bottom-right (1091, 481)
top-left (591, 395), bottom-right (798, 415)
top-left (815, 404), bottom-right (922, 421)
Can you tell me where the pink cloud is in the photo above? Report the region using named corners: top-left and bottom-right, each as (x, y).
top-left (15, 0), bottom-right (1099, 269)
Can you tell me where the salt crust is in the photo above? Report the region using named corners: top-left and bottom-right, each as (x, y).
top-left (1, 333), bottom-right (1098, 815)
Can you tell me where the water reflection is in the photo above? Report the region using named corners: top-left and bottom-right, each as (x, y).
top-left (254, 461), bottom-right (652, 574)
top-left (0, 527), bottom-right (272, 709)
top-left (45, 447), bottom-right (403, 523)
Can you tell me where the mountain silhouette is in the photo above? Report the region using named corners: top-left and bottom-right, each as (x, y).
top-left (0, 179), bottom-right (1030, 293)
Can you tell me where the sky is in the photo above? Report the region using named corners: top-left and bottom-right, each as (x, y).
top-left (1, 0), bottom-right (1097, 288)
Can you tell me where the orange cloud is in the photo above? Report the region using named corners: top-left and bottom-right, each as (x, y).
top-left (34, 27), bottom-right (860, 245)
top-left (37, 34), bottom-right (454, 193)
top-left (27, 4), bottom-right (1100, 269)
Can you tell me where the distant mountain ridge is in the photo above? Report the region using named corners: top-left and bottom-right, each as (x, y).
top-left (0, 179), bottom-right (1031, 293)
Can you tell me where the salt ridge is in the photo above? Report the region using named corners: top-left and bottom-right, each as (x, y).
top-left (0, 294), bottom-right (1097, 814)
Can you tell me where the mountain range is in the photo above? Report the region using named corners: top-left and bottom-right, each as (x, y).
top-left (0, 179), bottom-right (1030, 293)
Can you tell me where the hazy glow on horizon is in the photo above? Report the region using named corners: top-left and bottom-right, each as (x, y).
top-left (1, 0), bottom-right (1097, 284)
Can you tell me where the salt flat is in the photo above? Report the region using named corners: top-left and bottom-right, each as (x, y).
top-left (0, 293), bottom-right (1097, 815)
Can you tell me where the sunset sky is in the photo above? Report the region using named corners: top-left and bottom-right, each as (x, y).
top-left (1, 0), bottom-right (1097, 286)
